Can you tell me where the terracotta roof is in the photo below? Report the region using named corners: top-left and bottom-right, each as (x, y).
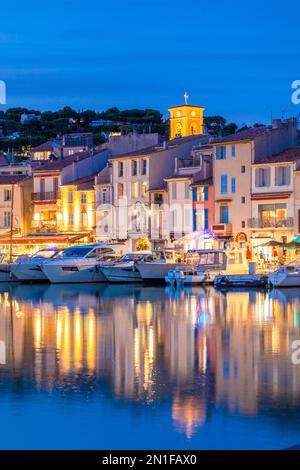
top-left (253, 147), bottom-right (300, 165)
top-left (31, 141), bottom-right (54, 152)
top-left (0, 175), bottom-right (30, 185)
top-left (63, 174), bottom-right (96, 190)
top-left (191, 176), bottom-right (213, 186)
top-left (32, 150), bottom-right (94, 172)
top-left (109, 134), bottom-right (205, 159)
top-left (214, 126), bottom-right (267, 144)
top-left (165, 173), bottom-right (195, 181)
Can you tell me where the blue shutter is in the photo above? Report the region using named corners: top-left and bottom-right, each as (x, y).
top-left (221, 146), bottom-right (227, 159)
top-left (193, 187), bottom-right (197, 201)
top-left (203, 186), bottom-right (208, 201)
top-left (193, 209), bottom-right (197, 231)
top-left (204, 209), bottom-right (209, 230)
top-left (221, 175), bottom-right (228, 193)
top-left (216, 146), bottom-right (220, 160)
top-left (231, 177), bottom-right (236, 193)
top-left (221, 206), bottom-right (229, 224)
top-left (231, 145), bottom-right (236, 157)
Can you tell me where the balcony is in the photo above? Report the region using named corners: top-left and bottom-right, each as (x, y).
top-left (248, 217), bottom-right (294, 229)
top-left (212, 223), bottom-right (233, 236)
top-left (32, 191), bottom-right (61, 202)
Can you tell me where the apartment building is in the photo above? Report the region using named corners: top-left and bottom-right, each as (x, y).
top-left (60, 175), bottom-right (96, 236)
top-left (212, 119), bottom-right (298, 247)
top-left (110, 134), bottom-right (210, 250)
top-left (250, 147), bottom-right (300, 245)
top-left (31, 149), bottom-right (109, 235)
top-left (0, 175), bottom-right (32, 246)
top-left (94, 164), bottom-right (113, 241)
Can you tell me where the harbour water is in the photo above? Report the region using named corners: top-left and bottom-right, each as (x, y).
top-left (0, 283), bottom-right (300, 450)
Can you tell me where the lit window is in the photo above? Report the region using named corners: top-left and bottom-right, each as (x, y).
top-left (142, 182), bottom-right (147, 197)
top-left (132, 182), bottom-right (139, 198)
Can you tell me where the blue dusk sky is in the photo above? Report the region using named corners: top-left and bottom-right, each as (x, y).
top-left (1, 0), bottom-right (300, 125)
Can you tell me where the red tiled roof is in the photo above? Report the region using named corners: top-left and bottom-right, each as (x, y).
top-left (109, 134), bottom-right (205, 159)
top-left (214, 126), bottom-right (267, 144)
top-left (32, 150), bottom-right (94, 172)
top-left (0, 175), bottom-right (30, 185)
top-left (253, 147), bottom-right (300, 165)
top-left (31, 141), bottom-right (54, 152)
top-left (63, 174), bottom-right (96, 190)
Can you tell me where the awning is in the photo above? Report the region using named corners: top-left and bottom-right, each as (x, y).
top-left (0, 232), bottom-right (90, 245)
top-left (258, 240), bottom-right (286, 247)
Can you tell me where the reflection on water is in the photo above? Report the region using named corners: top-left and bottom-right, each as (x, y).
top-left (1, 283), bottom-right (300, 449)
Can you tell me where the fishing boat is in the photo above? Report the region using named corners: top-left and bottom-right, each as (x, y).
top-left (268, 259), bottom-right (300, 287)
top-left (10, 248), bottom-right (62, 282)
top-left (41, 243), bottom-right (123, 283)
top-left (100, 252), bottom-right (152, 283)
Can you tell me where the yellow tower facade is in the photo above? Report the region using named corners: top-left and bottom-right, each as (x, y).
top-left (168, 94), bottom-right (205, 140)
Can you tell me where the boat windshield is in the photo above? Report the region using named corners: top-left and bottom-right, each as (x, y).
top-left (118, 253), bottom-right (148, 262)
top-left (60, 247), bottom-right (95, 258)
top-left (32, 249), bottom-right (61, 259)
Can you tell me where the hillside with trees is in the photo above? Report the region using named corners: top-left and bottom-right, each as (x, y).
top-left (0, 106), bottom-right (258, 155)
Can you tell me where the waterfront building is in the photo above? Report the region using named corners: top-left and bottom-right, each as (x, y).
top-left (94, 164), bottom-right (113, 241)
top-left (110, 135), bottom-right (210, 250)
top-left (212, 119), bottom-right (298, 247)
top-left (250, 147), bottom-right (300, 246)
top-left (29, 149), bottom-right (109, 248)
top-left (60, 174), bottom-right (96, 236)
top-left (0, 175), bottom-right (33, 252)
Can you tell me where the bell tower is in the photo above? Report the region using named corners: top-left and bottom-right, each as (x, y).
top-left (168, 93), bottom-right (205, 140)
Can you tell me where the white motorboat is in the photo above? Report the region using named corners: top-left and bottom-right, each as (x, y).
top-left (137, 248), bottom-right (192, 282)
top-left (41, 243), bottom-right (123, 283)
top-left (268, 260), bottom-right (300, 287)
top-left (164, 248), bottom-right (250, 286)
top-left (100, 252), bottom-right (152, 283)
top-left (10, 248), bottom-right (62, 282)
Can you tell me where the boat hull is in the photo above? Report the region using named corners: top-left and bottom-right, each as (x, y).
top-left (138, 263), bottom-right (190, 281)
top-left (0, 264), bottom-right (18, 282)
top-left (10, 263), bottom-right (47, 282)
top-left (101, 266), bottom-right (142, 283)
top-left (269, 273), bottom-right (300, 288)
top-left (214, 274), bottom-right (267, 288)
top-left (42, 263), bottom-right (107, 283)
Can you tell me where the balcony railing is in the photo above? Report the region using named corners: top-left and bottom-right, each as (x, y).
top-left (248, 217), bottom-right (294, 228)
top-left (32, 191), bottom-right (61, 202)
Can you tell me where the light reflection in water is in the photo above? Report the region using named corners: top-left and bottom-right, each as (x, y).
top-left (0, 284), bottom-right (300, 445)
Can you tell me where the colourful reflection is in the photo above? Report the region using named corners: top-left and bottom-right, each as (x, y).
top-left (0, 285), bottom-right (300, 439)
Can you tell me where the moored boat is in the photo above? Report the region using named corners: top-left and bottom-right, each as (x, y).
top-left (214, 274), bottom-right (267, 288)
top-left (41, 243), bottom-right (123, 283)
top-left (10, 248), bottom-right (62, 282)
top-left (100, 252), bottom-right (152, 283)
top-left (268, 260), bottom-right (300, 287)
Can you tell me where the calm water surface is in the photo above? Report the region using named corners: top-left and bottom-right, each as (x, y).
top-left (0, 283), bottom-right (300, 449)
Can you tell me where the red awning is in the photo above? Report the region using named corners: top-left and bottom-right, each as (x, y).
top-left (0, 233), bottom-right (89, 245)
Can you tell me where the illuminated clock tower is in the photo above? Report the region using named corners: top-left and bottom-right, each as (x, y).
top-left (168, 92), bottom-right (205, 140)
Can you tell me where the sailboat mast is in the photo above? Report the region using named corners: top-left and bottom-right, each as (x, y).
top-left (9, 183), bottom-right (15, 264)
